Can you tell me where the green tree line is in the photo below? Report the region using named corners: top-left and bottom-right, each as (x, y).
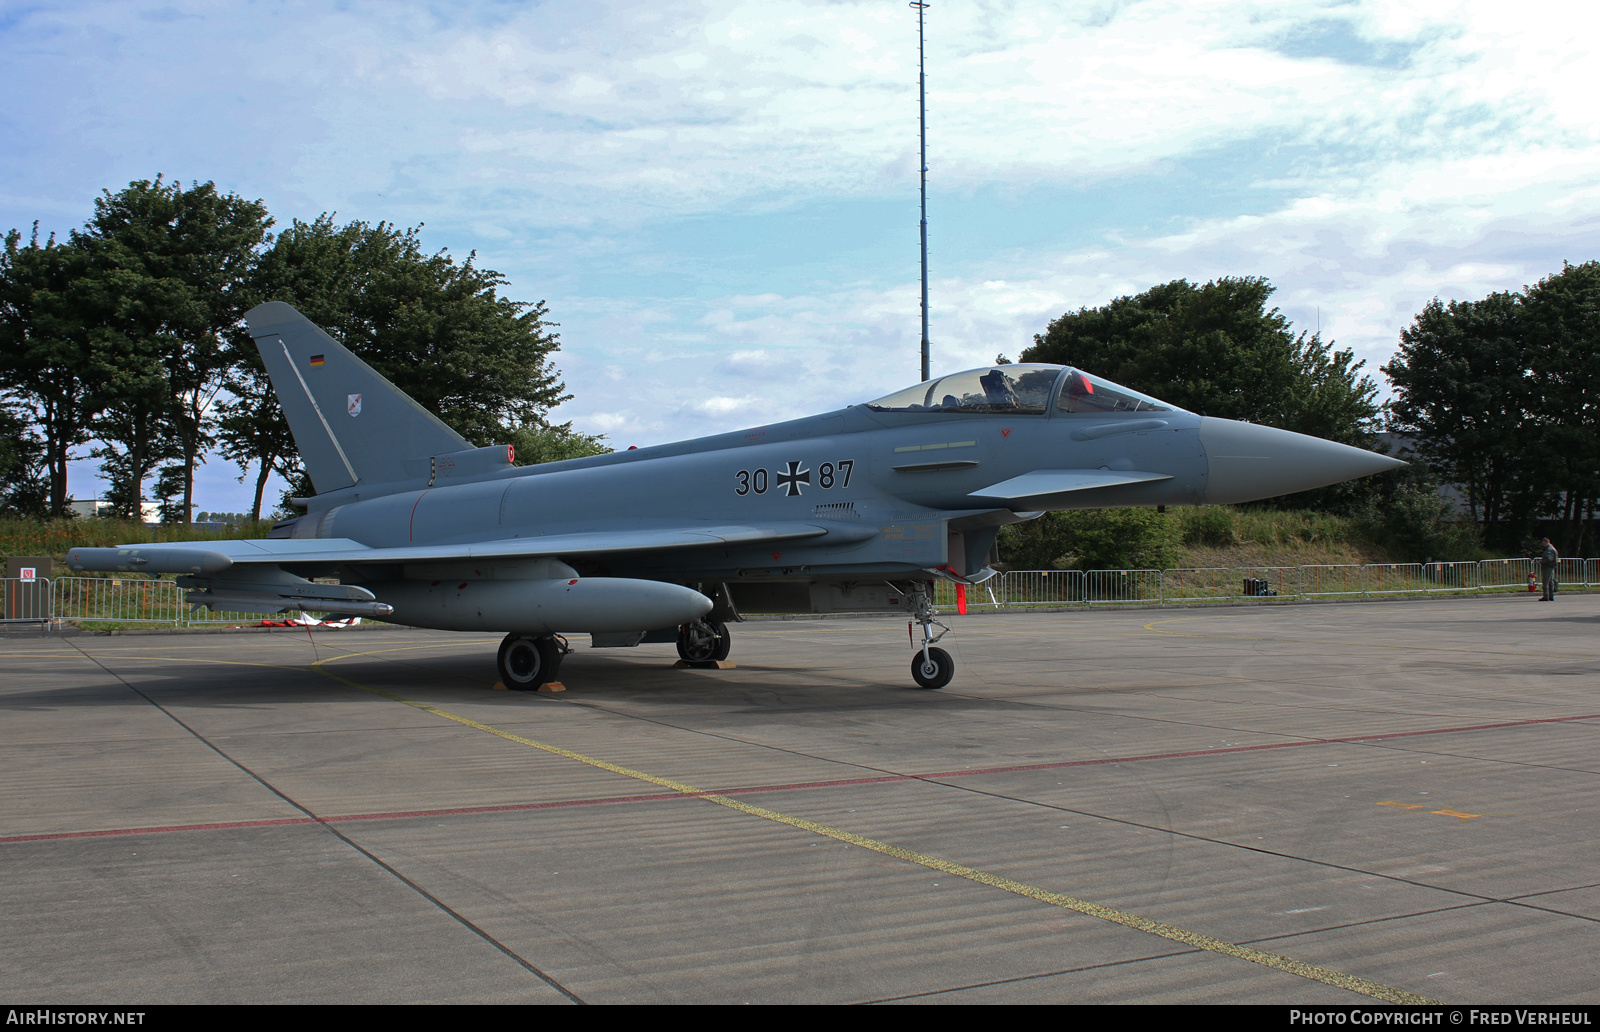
top-left (1009, 268), bottom-right (1600, 565)
top-left (1383, 261), bottom-right (1600, 553)
top-left (0, 177), bottom-right (605, 524)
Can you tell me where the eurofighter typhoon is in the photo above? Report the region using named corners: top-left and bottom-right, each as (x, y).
top-left (68, 302), bottom-right (1403, 690)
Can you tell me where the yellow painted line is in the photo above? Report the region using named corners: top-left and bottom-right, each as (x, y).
top-left (310, 655), bottom-right (1437, 1005)
top-left (1381, 801), bottom-right (1488, 822)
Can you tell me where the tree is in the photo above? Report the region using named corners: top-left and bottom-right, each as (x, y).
top-left (232, 215), bottom-right (601, 516)
top-left (1022, 277), bottom-right (1380, 445)
top-left (73, 177), bottom-right (273, 523)
top-left (1384, 263), bottom-right (1600, 554)
top-left (1519, 262), bottom-right (1600, 554)
top-left (247, 216), bottom-right (565, 440)
top-left (0, 226), bottom-right (110, 517)
top-left (0, 399), bottom-right (49, 518)
top-left (1382, 292), bottom-right (1539, 532)
top-left (214, 365), bottom-right (299, 523)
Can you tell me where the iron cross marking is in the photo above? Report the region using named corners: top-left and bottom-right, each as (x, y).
top-left (776, 460), bottom-right (811, 497)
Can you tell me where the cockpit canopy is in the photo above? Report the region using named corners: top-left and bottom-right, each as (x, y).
top-left (865, 363), bottom-right (1178, 415)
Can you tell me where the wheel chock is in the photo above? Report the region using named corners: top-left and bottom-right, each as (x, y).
top-left (538, 682), bottom-right (567, 692)
top-left (673, 660), bottom-right (737, 670)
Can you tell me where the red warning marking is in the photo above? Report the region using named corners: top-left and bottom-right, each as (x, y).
top-left (11, 712), bottom-right (1596, 846)
top-left (1000, 428), bottom-right (1013, 438)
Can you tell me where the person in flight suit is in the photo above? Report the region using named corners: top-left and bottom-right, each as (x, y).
top-left (1540, 538), bottom-right (1560, 601)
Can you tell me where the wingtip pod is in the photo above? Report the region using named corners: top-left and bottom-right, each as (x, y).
top-left (67, 546), bottom-right (234, 576)
top-left (1199, 418), bottom-right (1406, 505)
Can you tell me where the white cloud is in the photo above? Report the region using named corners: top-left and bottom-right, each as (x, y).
top-left (8, 0), bottom-right (1600, 510)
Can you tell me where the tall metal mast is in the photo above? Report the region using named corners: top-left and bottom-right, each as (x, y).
top-left (912, 2), bottom-right (930, 382)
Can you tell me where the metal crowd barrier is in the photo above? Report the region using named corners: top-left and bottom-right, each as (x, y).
top-left (972, 558), bottom-right (1596, 609)
top-left (48, 576), bottom-right (311, 627)
top-left (1478, 558), bottom-right (1536, 591)
top-left (1299, 565), bottom-right (1363, 597)
top-left (9, 557), bottom-right (1600, 630)
top-left (2, 576), bottom-right (54, 622)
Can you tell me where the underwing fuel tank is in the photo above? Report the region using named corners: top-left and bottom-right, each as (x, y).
top-left (376, 577), bottom-right (713, 633)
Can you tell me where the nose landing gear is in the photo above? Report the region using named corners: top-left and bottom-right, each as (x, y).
top-left (908, 583), bottom-right (954, 690)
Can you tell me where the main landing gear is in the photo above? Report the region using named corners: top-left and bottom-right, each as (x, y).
top-left (676, 619), bottom-right (731, 663)
top-left (908, 583), bottom-right (954, 690)
top-left (497, 633), bottom-right (564, 690)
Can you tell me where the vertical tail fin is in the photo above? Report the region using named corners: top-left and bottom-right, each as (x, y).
top-left (246, 301), bottom-right (469, 494)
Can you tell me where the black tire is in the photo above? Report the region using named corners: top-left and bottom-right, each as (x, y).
top-left (910, 646), bottom-right (954, 690)
top-left (676, 620), bottom-right (728, 663)
top-left (498, 634), bottom-right (561, 690)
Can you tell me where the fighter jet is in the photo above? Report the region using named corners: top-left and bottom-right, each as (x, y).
top-left (67, 302), bottom-right (1403, 690)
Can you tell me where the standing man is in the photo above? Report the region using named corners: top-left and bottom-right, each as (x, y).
top-left (1539, 537), bottom-right (1560, 601)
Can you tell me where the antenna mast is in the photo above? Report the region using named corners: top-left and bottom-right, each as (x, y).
top-left (912, 2), bottom-right (930, 381)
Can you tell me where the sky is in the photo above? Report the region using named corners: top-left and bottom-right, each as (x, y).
top-left (3, 0), bottom-right (1599, 515)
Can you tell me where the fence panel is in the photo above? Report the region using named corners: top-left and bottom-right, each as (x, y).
top-left (1159, 568), bottom-right (1236, 603)
top-left (53, 576), bottom-right (186, 623)
top-left (997, 570), bottom-right (1085, 606)
top-left (1414, 561), bottom-right (1481, 591)
top-left (1299, 565), bottom-right (1363, 597)
top-left (1083, 569), bottom-right (1162, 604)
top-left (2, 576), bottom-right (53, 622)
top-left (1232, 566), bottom-right (1299, 601)
top-left (1363, 563), bottom-right (1428, 595)
top-left (1556, 557), bottom-right (1586, 587)
top-left (1479, 559), bottom-right (1536, 592)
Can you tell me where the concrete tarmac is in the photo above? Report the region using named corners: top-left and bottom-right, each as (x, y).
top-left (2, 593), bottom-right (1597, 1004)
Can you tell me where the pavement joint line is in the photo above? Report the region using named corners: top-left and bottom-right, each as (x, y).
top-left (309, 656), bottom-right (1440, 1005)
top-left (49, 638), bottom-right (587, 1005)
top-left (13, 706), bottom-right (1597, 846)
top-left (1141, 614), bottom-right (1598, 659)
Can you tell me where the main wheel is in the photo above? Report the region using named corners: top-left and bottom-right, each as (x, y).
top-left (676, 620), bottom-right (728, 663)
top-left (497, 634), bottom-right (561, 690)
top-left (910, 646), bottom-right (954, 690)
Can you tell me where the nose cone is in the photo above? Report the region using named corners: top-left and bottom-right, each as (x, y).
top-left (1200, 418), bottom-right (1405, 504)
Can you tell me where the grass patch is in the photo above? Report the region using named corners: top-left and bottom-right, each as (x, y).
top-left (0, 518), bottom-right (272, 565)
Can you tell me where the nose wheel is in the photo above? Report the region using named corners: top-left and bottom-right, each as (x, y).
top-left (497, 634), bottom-right (563, 690)
top-left (907, 582), bottom-right (954, 689)
top-left (911, 646), bottom-right (954, 690)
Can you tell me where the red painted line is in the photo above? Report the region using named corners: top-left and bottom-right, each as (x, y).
top-left (910, 710), bottom-right (1600, 781)
top-left (7, 712), bottom-right (1597, 846)
top-left (0, 816), bottom-right (316, 843)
